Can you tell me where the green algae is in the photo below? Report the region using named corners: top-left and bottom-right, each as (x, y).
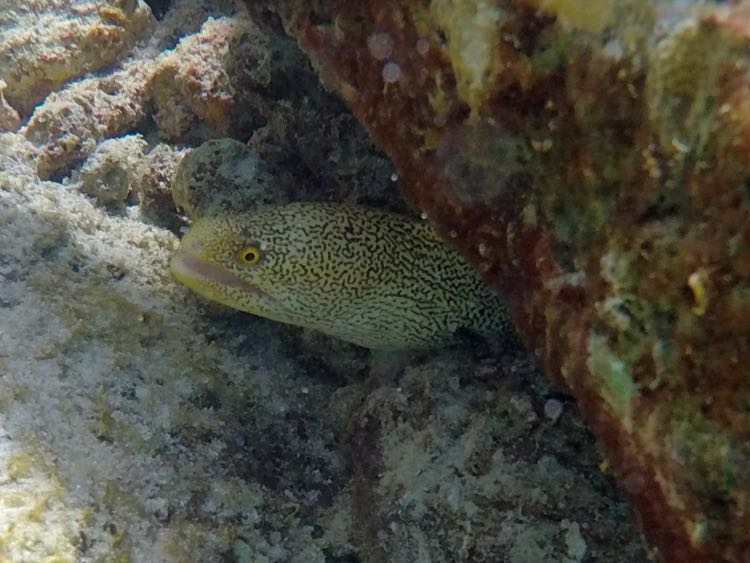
top-left (586, 333), bottom-right (637, 418)
top-left (539, 0), bottom-right (617, 34)
top-left (672, 407), bottom-right (745, 498)
top-left (6, 451), bottom-right (35, 482)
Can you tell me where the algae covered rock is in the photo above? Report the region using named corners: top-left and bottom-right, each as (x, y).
top-left (344, 353), bottom-right (647, 562)
top-left (22, 63), bottom-right (151, 179)
top-left (21, 9), bottom-right (271, 179)
top-left (172, 138), bottom-right (285, 218)
top-left (148, 16), bottom-right (240, 140)
top-left (134, 143), bottom-right (187, 228)
top-left (0, 0), bottom-right (154, 117)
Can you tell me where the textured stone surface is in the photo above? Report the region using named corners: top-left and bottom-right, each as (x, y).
top-left (0, 80), bottom-right (20, 131)
top-left (134, 142), bottom-right (187, 230)
top-left (343, 352), bottom-right (647, 562)
top-left (246, 1), bottom-right (750, 561)
top-left (19, 0), bottom-right (397, 209)
top-left (73, 135), bottom-right (147, 206)
top-left (22, 61), bottom-right (151, 179)
top-left (172, 138), bottom-right (285, 217)
top-left (148, 16), bottom-right (238, 140)
top-left (0, 0), bottom-right (154, 116)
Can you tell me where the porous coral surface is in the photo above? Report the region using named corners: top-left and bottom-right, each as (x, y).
top-left (0, 0), bottom-right (154, 117)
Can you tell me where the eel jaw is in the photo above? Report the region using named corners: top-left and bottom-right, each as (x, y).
top-left (170, 252), bottom-right (263, 296)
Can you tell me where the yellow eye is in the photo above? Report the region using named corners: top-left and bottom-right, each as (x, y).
top-left (238, 246), bottom-right (262, 265)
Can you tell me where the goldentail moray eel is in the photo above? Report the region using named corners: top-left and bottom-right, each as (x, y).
top-left (171, 202), bottom-right (512, 350)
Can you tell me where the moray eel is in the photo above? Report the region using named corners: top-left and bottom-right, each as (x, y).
top-left (171, 202), bottom-right (512, 350)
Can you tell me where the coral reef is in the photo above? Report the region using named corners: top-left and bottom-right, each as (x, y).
top-left (133, 143), bottom-right (187, 230)
top-left (246, 1), bottom-right (750, 561)
top-left (22, 61), bottom-right (151, 179)
top-left (0, 128), bottom-right (648, 560)
top-left (148, 16), bottom-right (240, 140)
top-left (73, 135), bottom-right (148, 207)
top-left (172, 138), bottom-right (286, 217)
top-left (0, 80), bottom-right (20, 131)
top-left (0, 0), bottom-right (154, 117)
top-left (344, 353), bottom-right (646, 562)
top-left (20, 4), bottom-right (397, 206)
top-left (0, 0), bottom-right (652, 561)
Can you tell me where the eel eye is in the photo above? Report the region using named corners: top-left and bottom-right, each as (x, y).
top-left (238, 246), bottom-right (262, 265)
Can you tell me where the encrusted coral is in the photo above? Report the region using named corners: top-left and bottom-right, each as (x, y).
top-left (148, 17), bottom-right (238, 140)
top-left (0, 0), bottom-right (154, 117)
top-left (73, 135), bottom-right (147, 207)
top-left (0, 80), bottom-right (20, 131)
top-left (22, 63), bottom-right (151, 179)
top-left (172, 138), bottom-right (286, 217)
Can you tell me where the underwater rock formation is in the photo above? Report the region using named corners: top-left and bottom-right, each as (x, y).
top-left (73, 135), bottom-right (148, 207)
top-left (20, 14), bottom-right (243, 180)
top-left (247, 1), bottom-right (750, 561)
top-left (0, 129), bottom-right (647, 561)
top-left (0, 80), bottom-right (20, 131)
top-left (0, 0), bottom-right (154, 117)
top-left (0, 0), bottom-right (657, 560)
top-left (172, 138), bottom-right (286, 217)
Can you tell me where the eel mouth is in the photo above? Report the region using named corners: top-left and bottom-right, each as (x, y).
top-left (170, 252), bottom-right (263, 295)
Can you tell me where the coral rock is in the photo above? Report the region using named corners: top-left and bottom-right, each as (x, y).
top-left (148, 17), bottom-right (239, 140)
top-left (73, 135), bottom-right (147, 207)
top-left (172, 138), bottom-right (284, 218)
top-left (0, 0), bottom-right (154, 117)
top-left (0, 80), bottom-right (20, 132)
top-left (22, 64), bottom-right (150, 179)
top-left (134, 143), bottom-right (187, 229)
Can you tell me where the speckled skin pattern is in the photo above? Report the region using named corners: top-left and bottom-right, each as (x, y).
top-left (171, 202), bottom-right (511, 350)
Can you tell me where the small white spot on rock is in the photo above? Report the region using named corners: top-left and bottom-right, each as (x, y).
top-left (382, 61), bottom-right (402, 83)
top-left (562, 520), bottom-right (588, 561)
top-left (478, 243), bottom-right (489, 257)
top-left (416, 37), bottom-right (430, 55)
top-left (367, 32), bottom-right (393, 60)
top-left (543, 398), bottom-right (563, 422)
top-left (390, 172), bottom-right (398, 182)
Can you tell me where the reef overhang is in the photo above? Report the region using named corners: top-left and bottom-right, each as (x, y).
top-left (247, 2), bottom-right (750, 561)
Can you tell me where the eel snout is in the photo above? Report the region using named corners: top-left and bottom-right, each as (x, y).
top-left (171, 252), bottom-right (261, 294)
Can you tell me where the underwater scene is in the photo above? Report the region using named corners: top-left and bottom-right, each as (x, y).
top-left (0, 0), bottom-right (748, 561)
